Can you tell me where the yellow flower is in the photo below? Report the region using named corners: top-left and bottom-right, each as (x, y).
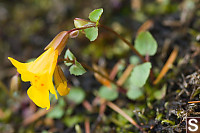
top-left (8, 47), bottom-right (58, 110)
top-left (8, 31), bottom-right (70, 110)
top-left (54, 65), bottom-right (70, 96)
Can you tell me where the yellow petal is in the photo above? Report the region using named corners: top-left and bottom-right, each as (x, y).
top-left (57, 82), bottom-right (70, 96)
top-left (29, 48), bottom-right (58, 75)
top-left (48, 77), bottom-right (58, 99)
top-left (8, 57), bottom-right (33, 82)
top-left (27, 86), bottom-right (50, 110)
top-left (31, 73), bottom-right (58, 100)
top-left (53, 65), bottom-right (70, 96)
top-left (53, 65), bottom-right (65, 86)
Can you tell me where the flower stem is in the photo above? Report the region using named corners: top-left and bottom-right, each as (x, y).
top-left (59, 58), bottom-right (127, 93)
top-left (80, 63), bottom-right (127, 93)
top-left (67, 25), bottom-right (96, 34)
top-left (99, 24), bottom-right (146, 62)
top-left (68, 20), bottom-right (146, 62)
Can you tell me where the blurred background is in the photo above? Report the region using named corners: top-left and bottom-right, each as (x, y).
top-left (0, 0), bottom-right (200, 132)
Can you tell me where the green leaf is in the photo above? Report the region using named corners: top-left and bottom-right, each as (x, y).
top-left (42, 131), bottom-right (48, 133)
top-left (126, 86), bottom-right (143, 100)
top-left (98, 85), bottom-right (118, 101)
top-left (67, 87), bottom-right (85, 104)
top-left (69, 60), bottom-right (86, 76)
top-left (130, 62), bottom-right (151, 87)
top-left (129, 56), bottom-right (140, 65)
top-left (64, 49), bottom-right (86, 76)
top-left (58, 97), bottom-right (65, 107)
top-left (117, 59), bottom-right (126, 78)
top-left (117, 109), bottom-right (134, 125)
top-left (89, 8), bottom-right (103, 24)
top-left (161, 119), bottom-right (175, 125)
top-left (153, 84), bottom-right (167, 100)
top-left (156, 113), bottom-right (163, 121)
top-left (64, 49), bottom-right (75, 66)
top-left (64, 115), bottom-right (84, 127)
top-left (74, 18), bottom-right (93, 28)
top-left (134, 31), bottom-right (157, 56)
top-left (75, 124), bottom-right (82, 133)
top-left (47, 106), bottom-right (64, 119)
top-left (84, 27), bottom-right (98, 41)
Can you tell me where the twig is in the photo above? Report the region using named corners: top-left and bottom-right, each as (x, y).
top-left (107, 101), bottom-right (144, 132)
top-left (109, 61), bottom-right (121, 80)
top-left (82, 63), bottom-right (114, 84)
top-left (82, 63), bottom-right (127, 93)
top-left (92, 64), bottom-right (111, 87)
top-left (82, 100), bottom-right (93, 112)
top-left (99, 99), bottom-right (107, 116)
top-left (91, 115), bottom-right (102, 133)
top-left (22, 108), bottom-right (51, 126)
top-left (188, 101), bottom-right (200, 104)
top-left (117, 64), bottom-right (134, 86)
top-left (136, 20), bottom-right (154, 35)
top-left (153, 46), bottom-right (179, 85)
top-left (85, 118), bottom-right (90, 133)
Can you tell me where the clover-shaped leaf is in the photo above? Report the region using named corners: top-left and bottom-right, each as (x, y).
top-left (135, 31), bottom-right (157, 56)
top-left (69, 60), bottom-right (86, 76)
top-left (130, 62), bottom-right (151, 87)
top-left (84, 27), bottom-right (98, 41)
top-left (64, 49), bottom-right (86, 76)
top-left (99, 85), bottom-right (118, 101)
top-left (74, 18), bottom-right (92, 28)
top-left (73, 8), bottom-right (103, 42)
top-left (89, 8), bottom-right (103, 25)
top-left (67, 87), bottom-right (86, 104)
top-left (64, 49), bottom-right (75, 66)
top-left (127, 86), bottom-right (143, 100)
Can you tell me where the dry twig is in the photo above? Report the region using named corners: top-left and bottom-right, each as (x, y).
top-left (153, 47), bottom-right (179, 85)
top-left (85, 118), bottom-right (90, 133)
top-left (22, 108), bottom-right (51, 126)
top-left (117, 64), bottom-right (134, 86)
top-left (107, 101), bottom-right (144, 132)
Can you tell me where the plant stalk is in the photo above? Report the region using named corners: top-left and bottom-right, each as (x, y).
top-left (99, 24), bottom-right (146, 62)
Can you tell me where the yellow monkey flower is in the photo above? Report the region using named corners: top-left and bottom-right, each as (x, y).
top-left (8, 31), bottom-right (70, 110)
top-left (54, 65), bottom-right (70, 96)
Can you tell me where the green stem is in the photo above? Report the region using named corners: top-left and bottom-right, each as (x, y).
top-left (59, 58), bottom-right (127, 93)
top-left (60, 58), bottom-right (113, 83)
top-left (99, 24), bottom-right (146, 62)
top-left (67, 19), bottom-right (146, 62)
top-left (67, 25), bottom-right (96, 34)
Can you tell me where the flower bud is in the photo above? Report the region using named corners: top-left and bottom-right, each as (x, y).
top-left (45, 31), bottom-right (69, 55)
top-left (10, 74), bottom-right (21, 92)
top-left (53, 65), bottom-right (70, 96)
top-left (69, 30), bottom-right (79, 38)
